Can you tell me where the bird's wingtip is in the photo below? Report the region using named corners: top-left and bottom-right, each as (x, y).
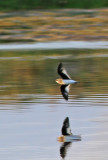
top-left (58, 62), bottom-right (62, 68)
top-left (65, 97), bottom-right (68, 101)
top-left (65, 117), bottom-right (69, 121)
top-left (59, 62), bottom-right (63, 65)
top-left (62, 93), bottom-right (68, 101)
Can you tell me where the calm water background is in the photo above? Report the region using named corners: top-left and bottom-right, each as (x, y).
top-left (0, 48), bottom-right (108, 160)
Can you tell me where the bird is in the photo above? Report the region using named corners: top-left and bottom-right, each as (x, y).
top-left (62, 117), bottom-right (72, 136)
top-left (56, 63), bottom-right (78, 100)
top-left (57, 117), bottom-right (81, 142)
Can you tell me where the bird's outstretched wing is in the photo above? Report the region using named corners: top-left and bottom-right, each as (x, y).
top-left (62, 117), bottom-right (72, 135)
top-left (63, 117), bottom-right (70, 128)
top-left (57, 63), bottom-right (71, 80)
top-left (60, 142), bottom-right (72, 159)
top-left (61, 85), bottom-right (70, 101)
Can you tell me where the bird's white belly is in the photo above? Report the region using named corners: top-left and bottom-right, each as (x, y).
top-left (57, 135), bottom-right (81, 142)
top-left (65, 135), bottom-right (81, 142)
top-left (63, 79), bottom-right (77, 84)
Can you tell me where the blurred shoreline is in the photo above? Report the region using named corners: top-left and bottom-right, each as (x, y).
top-left (0, 41), bottom-right (108, 50)
top-left (0, 9), bottom-right (108, 44)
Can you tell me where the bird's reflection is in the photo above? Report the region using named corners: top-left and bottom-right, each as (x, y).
top-left (60, 142), bottom-right (72, 159)
top-left (58, 117), bottom-right (81, 159)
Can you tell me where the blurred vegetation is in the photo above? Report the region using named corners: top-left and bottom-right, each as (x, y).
top-left (0, 9), bottom-right (108, 43)
top-left (0, 0), bottom-right (108, 10)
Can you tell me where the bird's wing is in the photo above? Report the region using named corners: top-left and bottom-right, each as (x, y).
top-left (61, 84), bottom-right (70, 100)
top-left (63, 117), bottom-right (70, 127)
top-left (62, 117), bottom-right (72, 135)
top-left (60, 142), bottom-right (72, 159)
top-left (57, 63), bottom-right (71, 79)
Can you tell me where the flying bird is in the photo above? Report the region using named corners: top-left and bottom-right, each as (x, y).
top-left (57, 117), bottom-right (81, 142)
top-left (56, 63), bottom-right (78, 100)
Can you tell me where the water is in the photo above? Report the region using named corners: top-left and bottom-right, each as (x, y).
top-left (0, 41), bottom-right (108, 50)
top-left (0, 48), bottom-right (108, 160)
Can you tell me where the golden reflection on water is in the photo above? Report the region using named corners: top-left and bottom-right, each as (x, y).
top-left (0, 49), bottom-right (108, 104)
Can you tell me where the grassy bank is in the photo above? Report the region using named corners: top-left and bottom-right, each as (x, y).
top-left (0, 9), bottom-right (108, 42)
top-left (0, 0), bottom-right (108, 11)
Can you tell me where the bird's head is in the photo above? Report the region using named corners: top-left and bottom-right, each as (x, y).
top-left (57, 136), bottom-right (65, 142)
top-left (56, 79), bottom-right (64, 84)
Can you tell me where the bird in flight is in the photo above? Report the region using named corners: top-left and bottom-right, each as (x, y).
top-left (56, 63), bottom-right (78, 100)
top-left (57, 117), bottom-right (81, 142)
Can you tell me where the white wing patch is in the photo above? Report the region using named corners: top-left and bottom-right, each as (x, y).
top-left (65, 85), bottom-right (70, 93)
top-left (62, 68), bottom-right (71, 79)
top-left (67, 128), bottom-right (72, 135)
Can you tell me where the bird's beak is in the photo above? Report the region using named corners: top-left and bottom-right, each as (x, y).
top-left (56, 79), bottom-right (59, 84)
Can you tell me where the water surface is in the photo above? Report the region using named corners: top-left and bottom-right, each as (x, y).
top-left (0, 41), bottom-right (108, 50)
top-left (0, 49), bottom-right (108, 160)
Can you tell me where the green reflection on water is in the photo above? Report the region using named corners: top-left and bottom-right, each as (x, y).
top-left (0, 49), bottom-right (108, 102)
